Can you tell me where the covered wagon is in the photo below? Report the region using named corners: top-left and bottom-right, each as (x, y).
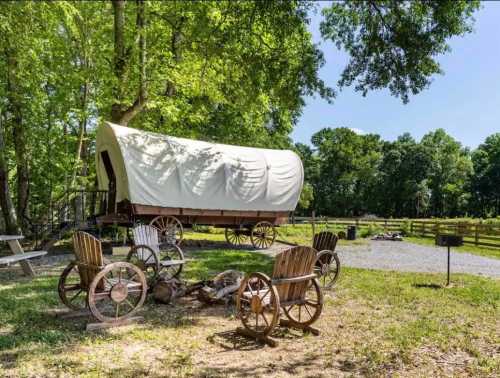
top-left (95, 122), bottom-right (303, 248)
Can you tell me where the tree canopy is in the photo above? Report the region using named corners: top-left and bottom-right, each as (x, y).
top-left (0, 0), bottom-right (487, 233)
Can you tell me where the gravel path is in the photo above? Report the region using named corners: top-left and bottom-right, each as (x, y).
top-left (337, 240), bottom-right (500, 279)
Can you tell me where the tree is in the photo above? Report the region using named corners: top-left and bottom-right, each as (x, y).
top-left (311, 127), bottom-right (382, 216)
top-left (420, 129), bottom-right (472, 217)
top-left (321, 0), bottom-right (480, 103)
top-left (376, 134), bottom-right (432, 217)
top-left (470, 134), bottom-right (500, 216)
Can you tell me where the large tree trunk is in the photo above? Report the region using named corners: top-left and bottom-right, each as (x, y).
top-left (0, 111), bottom-right (21, 235)
top-left (6, 51), bottom-right (30, 232)
top-left (111, 0), bottom-right (147, 126)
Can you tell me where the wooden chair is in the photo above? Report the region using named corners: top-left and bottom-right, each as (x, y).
top-left (127, 224), bottom-right (185, 283)
top-left (58, 231), bottom-right (147, 330)
top-left (236, 246), bottom-right (323, 346)
top-left (313, 231), bottom-right (341, 288)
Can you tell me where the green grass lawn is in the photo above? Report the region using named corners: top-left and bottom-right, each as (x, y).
top-left (405, 236), bottom-right (500, 260)
top-left (0, 246), bottom-right (498, 377)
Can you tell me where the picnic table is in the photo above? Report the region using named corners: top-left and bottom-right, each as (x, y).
top-left (0, 235), bottom-right (47, 277)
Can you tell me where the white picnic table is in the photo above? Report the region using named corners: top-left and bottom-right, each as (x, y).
top-left (0, 235), bottom-right (47, 277)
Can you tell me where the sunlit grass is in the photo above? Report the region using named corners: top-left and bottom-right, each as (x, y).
top-left (0, 245), bottom-right (498, 376)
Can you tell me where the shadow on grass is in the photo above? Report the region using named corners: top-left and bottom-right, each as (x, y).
top-left (412, 283), bottom-right (444, 290)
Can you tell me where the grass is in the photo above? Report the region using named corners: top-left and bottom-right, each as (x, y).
top-left (184, 223), bottom-right (368, 248)
top-left (405, 236), bottom-right (500, 260)
top-left (0, 244), bottom-right (498, 377)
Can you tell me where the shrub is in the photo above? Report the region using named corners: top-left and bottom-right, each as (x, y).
top-left (359, 223), bottom-right (383, 238)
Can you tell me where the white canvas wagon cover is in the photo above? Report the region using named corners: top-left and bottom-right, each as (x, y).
top-left (96, 122), bottom-right (303, 212)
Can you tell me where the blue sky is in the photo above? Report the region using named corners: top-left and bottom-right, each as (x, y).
top-left (292, 1), bottom-right (500, 149)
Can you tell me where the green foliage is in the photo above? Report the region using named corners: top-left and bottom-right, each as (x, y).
top-left (470, 134), bottom-right (500, 217)
top-left (320, 0), bottom-right (480, 103)
top-left (359, 223), bottom-right (383, 238)
top-left (298, 182), bottom-right (314, 211)
top-left (307, 126), bottom-right (494, 219)
top-left (0, 1), bottom-right (485, 233)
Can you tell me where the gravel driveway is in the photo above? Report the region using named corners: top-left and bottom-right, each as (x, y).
top-left (337, 240), bottom-right (500, 279)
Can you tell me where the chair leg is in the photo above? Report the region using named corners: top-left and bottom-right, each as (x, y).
top-left (279, 319), bottom-right (320, 336)
top-left (235, 327), bottom-right (277, 347)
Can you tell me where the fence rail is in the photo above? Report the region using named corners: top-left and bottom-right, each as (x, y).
top-left (291, 216), bottom-right (500, 249)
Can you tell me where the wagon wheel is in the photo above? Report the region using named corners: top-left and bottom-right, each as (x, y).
top-left (283, 278), bottom-right (323, 327)
top-left (250, 221), bottom-right (277, 249)
top-left (158, 244), bottom-right (184, 279)
top-left (126, 245), bottom-right (160, 286)
top-left (225, 227), bottom-right (249, 246)
top-left (88, 262), bottom-right (147, 323)
top-left (58, 261), bottom-right (87, 311)
top-left (236, 272), bottom-right (280, 337)
top-left (150, 216), bottom-right (184, 246)
top-left (314, 250), bottom-right (341, 289)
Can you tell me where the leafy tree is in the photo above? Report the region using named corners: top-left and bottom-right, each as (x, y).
top-left (311, 127), bottom-right (382, 216)
top-left (420, 129), bottom-right (472, 217)
top-left (470, 134), bottom-right (500, 216)
top-left (376, 134), bottom-right (432, 217)
top-left (320, 0), bottom-right (480, 103)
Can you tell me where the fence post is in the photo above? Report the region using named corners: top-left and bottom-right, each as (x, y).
top-left (436, 222), bottom-right (441, 240)
top-left (475, 223), bottom-right (479, 246)
top-left (410, 220), bottom-right (413, 234)
top-left (384, 219), bottom-right (388, 233)
top-left (311, 211), bottom-right (316, 242)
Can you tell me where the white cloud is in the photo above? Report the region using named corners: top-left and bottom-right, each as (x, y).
top-left (349, 127), bottom-right (366, 135)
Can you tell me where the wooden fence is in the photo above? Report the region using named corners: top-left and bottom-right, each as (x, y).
top-left (292, 216), bottom-right (500, 249)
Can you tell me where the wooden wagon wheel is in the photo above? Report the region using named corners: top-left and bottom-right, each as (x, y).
top-left (225, 227), bottom-right (249, 246)
top-left (314, 250), bottom-right (341, 289)
top-left (283, 278), bottom-right (323, 327)
top-left (236, 272), bottom-right (280, 338)
top-left (88, 262), bottom-right (147, 323)
top-left (150, 216), bottom-right (184, 245)
top-left (126, 245), bottom-right (160, 286)
top-left (250, 221), bottom-right (277, 249)
top-left (58, 261), bottom-right (87, 311)
top-left (158, 244), bottom-right (184, 279)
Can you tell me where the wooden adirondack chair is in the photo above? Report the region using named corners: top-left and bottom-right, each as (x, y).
top-left (58, 231), bottom-right (147, 330)
top-left (313, 231), bottom-right (341, 288)
top-left (236, 246), bottom-right (324, 346)
top-left (127, 224), bottom-right (185, 283)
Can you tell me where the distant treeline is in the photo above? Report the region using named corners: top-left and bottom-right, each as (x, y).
top-left (295, 127), bottom-right (500, 218)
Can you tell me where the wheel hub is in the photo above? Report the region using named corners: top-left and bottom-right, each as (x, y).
top-left (321, 263), bottom-right (330, 275)
top-left (110, 283), bottom-right (129, 303)
top-left (250, 295), bottom-right (263, 313)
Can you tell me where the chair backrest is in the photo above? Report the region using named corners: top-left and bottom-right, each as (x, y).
top-left (72, 231), bottom-right (104, 289)
top-left (271, 246), bottom-right (317, 303)
top-left (132, 225), bottom-right (160, 261)
top-left (313, 231), bottom-right (338, 252)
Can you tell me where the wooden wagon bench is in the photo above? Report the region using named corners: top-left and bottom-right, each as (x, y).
top-left (236, 246), bottom-right (324, 347)
top-left (58, 231), bottom-right (147, 330)
top-left (313, 231), bottom-right (341, 288)
top-left (127, 224), bottom-right (186, 284)
top-left (0, 235), bottom-right (47, 278)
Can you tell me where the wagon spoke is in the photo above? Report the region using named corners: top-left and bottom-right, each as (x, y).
top-left (260, 313), bottom-right (269, 327)
top-left (115, 303), bottom-right (120, 318)
top-left (69, 289), bottom-right (83, 303)
top-left (304, 303), bottom-right (313, 318)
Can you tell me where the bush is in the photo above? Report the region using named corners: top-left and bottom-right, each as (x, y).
top-left (359, 223), bottom-right (383, 238)
top-left (400, 220), bottom-right (414, 236)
